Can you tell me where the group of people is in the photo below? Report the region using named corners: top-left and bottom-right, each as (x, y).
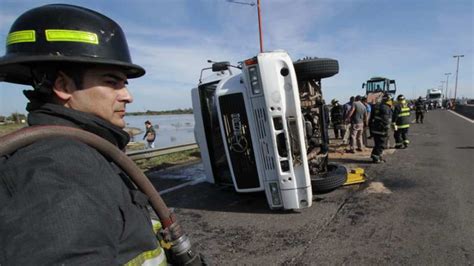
top-left (331, 93), bottom-right (419, 163)
top-left (330, 95), bottom-right (371, 154)
top-left (0, 2), bottom-right (436, 264)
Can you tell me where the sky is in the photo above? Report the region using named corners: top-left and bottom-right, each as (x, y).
top-left (0, 0), bottom-right (472, 116)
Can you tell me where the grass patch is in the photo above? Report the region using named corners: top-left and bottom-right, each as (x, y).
top-left (135, 148), bottom-right (201, 171)
top-left (0, 123), bottom-right (26, 137)
top-left (126, 142), bottom-right (146, 151)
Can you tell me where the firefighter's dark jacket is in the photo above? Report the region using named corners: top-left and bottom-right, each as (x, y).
top-left (415, 99), bottom-right (425, 113)
top-left (392, 101), bottom-right (411, 127)
top-left (0, 103), bottom-right (158, 265)
top-left (369, 103), bottom-right (392, 136)
top-left (330, 104), bottom-right (344, 125)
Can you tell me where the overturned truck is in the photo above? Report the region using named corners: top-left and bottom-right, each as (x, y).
top-left (191, 50), bottom-right (345, 210)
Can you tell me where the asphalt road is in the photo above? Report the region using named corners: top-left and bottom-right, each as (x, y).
top-left (148, 109), bottom-right (474, 265)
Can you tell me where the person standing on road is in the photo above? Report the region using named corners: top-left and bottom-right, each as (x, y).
top-left (361, 96), bottom-right (372, 146)
top-left (143, 120), bottom-right (156, 149)
top-left (341, 96), bottom-right (354, 145)
top-left (345, 95), bottom-right (367, 153)
top-left (415, 96), bottom-right (426, 123)
top-left (369, 94), bottom-right (393, 163)
top-left (392, 94), bottom-right (411, 149)
top-left (330, 99), bottom-right (344, 139)
top-left (0, 4), bottom-right (167, 265)
top-left (446, 99), bottom-right (453, 110)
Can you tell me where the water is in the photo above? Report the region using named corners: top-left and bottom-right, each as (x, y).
top-left (124, 114), bottom-right (195, 149)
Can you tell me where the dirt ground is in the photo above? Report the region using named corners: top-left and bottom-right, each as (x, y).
top-left (153, 112), bottom-right (473, 265)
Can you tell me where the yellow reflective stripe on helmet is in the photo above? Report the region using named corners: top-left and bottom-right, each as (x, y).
top-left (124, 246), bottom-right (167, 266)
top-left (7, 30), bottom-right (36, 45)
top-left (45, 29), bottom-right (98, 44)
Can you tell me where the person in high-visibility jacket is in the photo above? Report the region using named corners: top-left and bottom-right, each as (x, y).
top-left (392, 94), bottom-right (411, 148)
top-left (0, 4), bottom-right (167, 265)
top-left (369, 94), bottom-right (393, 163)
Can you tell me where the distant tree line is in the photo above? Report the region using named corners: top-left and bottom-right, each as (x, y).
top-left (126, 108), bottom-right (193, 116)
top-left (0, 108), bottom-right (193, 123)
top-left (0, 112), bottom-right (27, 124)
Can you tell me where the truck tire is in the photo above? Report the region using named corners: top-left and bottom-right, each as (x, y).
top-left (294, 57), bottom-right (339, 81)
top-left (311, 163), bottom-right (347, 193)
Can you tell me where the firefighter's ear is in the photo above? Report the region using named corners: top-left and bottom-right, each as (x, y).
top-left (52, 71), bottom-right (74, 102)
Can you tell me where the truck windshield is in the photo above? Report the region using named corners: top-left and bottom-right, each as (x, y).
top-left (428, 93), bottom-right (442, 99)
top-left (198, 82), bottom-right (232, 184)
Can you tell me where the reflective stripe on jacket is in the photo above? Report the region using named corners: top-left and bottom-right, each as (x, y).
top-left (125, 221), bottom-right (167, 266)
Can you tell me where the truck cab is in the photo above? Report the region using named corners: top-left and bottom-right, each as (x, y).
top-left (192, 50), bottom-right (340, 210)
top-left (426, 89), bottom-right (443, 109)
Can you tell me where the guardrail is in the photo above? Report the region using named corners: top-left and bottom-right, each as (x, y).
top-left (127, 142), bottom-right (198, 161)
top-left (453, 104), bottom-right (474, 120)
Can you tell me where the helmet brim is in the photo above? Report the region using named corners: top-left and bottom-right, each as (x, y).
top-left (0, 54), bottom-right (145, 85)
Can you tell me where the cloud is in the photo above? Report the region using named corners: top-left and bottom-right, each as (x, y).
top-left (0, 0), bottom-right (472, 115)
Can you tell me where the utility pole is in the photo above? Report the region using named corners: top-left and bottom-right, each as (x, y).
top-left (227, 0), bottom-right (263, 53)
top-left (257, 0), bottom-right (263, 52)
top-left (444, 73), bottom-right (451, 100)
top-left (453, 55), bottom-right (464, 102)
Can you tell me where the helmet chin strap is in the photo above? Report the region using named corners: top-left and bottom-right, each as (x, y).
top-left (30, 67), bottom-right (54, 95)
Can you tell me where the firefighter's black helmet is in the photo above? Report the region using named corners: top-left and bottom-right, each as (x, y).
top-left (382, 93), bottom-right (392, 102)
top-left (397, 94), bottom-right (406, 101)
top-left (0, 4), bottom-right (145, 85)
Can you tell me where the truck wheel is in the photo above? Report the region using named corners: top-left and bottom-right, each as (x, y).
top-left (294, 57), bottom-right (339, 81)
top-left (311, 163), bottom-right (347, 193)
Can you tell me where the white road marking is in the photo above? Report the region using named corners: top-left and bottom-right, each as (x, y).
top-left (158, 177), bottom-right (206, 195)
top-left (448, 110), bottom-right (474, 123)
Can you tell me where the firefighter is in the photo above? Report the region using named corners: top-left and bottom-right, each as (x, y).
top-left (369, 94), bottom-right (393, 163)
top-left (415, 96), bottom-right (426, 123)
top-left (330, 99), bottom-right (344, 139)
top-left (392, 94), bottom-right (411, 148)
top-left (0, 4), bottom-right (167, 265)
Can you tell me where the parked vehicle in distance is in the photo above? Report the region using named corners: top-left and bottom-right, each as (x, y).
top-left (426, 89), bottom-right (443, 109)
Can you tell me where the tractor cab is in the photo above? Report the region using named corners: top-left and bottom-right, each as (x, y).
top-left (362, 77), bottom-right (396, 104)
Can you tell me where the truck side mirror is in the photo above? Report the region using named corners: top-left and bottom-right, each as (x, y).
top-left (212, 61), bottom-right (230, 72)
top-left (362, 83), bottom-right (365, 89)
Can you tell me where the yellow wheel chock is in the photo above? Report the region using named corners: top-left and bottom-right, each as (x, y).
top-left (344, 168), bottom-right (366, 185)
